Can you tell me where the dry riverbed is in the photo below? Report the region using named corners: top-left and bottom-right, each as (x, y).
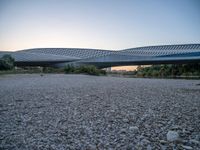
top-left (0, 74), bottom-right (199, 149)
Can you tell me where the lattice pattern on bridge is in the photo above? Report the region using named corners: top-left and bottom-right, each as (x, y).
top-left (22, 48), bottom-right (114, 59)
top-left (118, 44), bottom-right (200, 57)
top-left (0, 51), bottom-right (79, 62)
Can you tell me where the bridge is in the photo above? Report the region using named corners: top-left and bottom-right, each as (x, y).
top-left (0, 44), bottom-right (200, 68)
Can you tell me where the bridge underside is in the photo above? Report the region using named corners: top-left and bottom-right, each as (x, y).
top-left (52, 57), bottom-right (200, 69)
top-left (1, 44), bottom-right (200, 68)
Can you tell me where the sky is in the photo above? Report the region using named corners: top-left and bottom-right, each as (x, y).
top-left (0, 0), bottom-right (200, 52)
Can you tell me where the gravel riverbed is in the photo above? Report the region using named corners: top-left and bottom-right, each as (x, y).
top-left (0, 74), bottom-right (200, 150)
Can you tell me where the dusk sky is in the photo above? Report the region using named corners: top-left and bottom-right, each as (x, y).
top-left (0, 0), bottom-right (200, 51)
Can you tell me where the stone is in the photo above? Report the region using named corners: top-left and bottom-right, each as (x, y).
top-left (167, 131), bottom-right (179, 142)
top-left (189, 139), bottom-right (199, 145)
top-left (171, 125), bottom-right (182, 130)
top-left (182, 128), bottom-right (191, 134)
top-left (147, 144), bottom-right (152, 150)
top-left (120, 129), bottom-right (127, 134)
top-left (141, 139), bottom-right (150, 145)
top-left (123, 118), bottom-right (129, 123)
top-left (160, 145), bottom-right (168, 150)
top-left (129, 126), bottom-right (139, 133)
top-left (160, 140), bottom-right (168, 144)
top-left (1, 74), bottom-right (199, 149)
top-left (87, 144), bottom-right (96, 150)
top-left (181, 145), bottom-right (193, 150)
top-left (110, 109), bottom-right (115, 113)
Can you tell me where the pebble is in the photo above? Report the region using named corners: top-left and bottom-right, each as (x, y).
top-left (181, 145), bottom-right (193, 150)
top-left (123, 118), bottom-right (129, 123)
top-left (120, 129), bottom-right (127, 134)
top-left (0, 74), bottom-right (199, 149)
top-left (160, 140), bottom-right (168, 144)
top-left (167, 131), bottom-right (179, 142)
top-left (141, 138), bottom-right (150, 145)
top-left (146, 144), bottom-right (152, 150)
top-left (171, 125), bottom-right (182, 130)
top-left (189, 139), bottom-right (199, 145)
top-left (129, 126), bottom-right (139, 133)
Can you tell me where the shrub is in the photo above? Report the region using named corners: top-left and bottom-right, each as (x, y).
top-left (134, 63), bottom-right (200, 77)
top-left (136, 71), bottom-right (145, 77)
top-left (64, 65), bottom-right (106, 76)
top-left (152, 70), bottom-right (159, 77)
top-left (75, 65), bottom-right (100, 75)
top-left (64, 65), bottom-right (75, 73)
top-left (42, 67), bottom-right (63, 73)
top-left (0, 54), bottom-right (15, 70)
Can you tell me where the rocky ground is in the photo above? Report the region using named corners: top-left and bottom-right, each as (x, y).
top-left (0, 74), bottom-right (199, 150)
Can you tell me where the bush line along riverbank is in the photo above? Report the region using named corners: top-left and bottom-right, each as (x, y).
top-left (0, 54), bottom-right (200, 78)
